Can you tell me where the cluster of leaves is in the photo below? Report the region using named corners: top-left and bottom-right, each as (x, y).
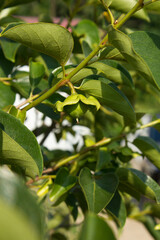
top-left (1, 0), bottom-right (160, 239)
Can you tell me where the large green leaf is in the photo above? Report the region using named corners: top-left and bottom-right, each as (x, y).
top-left (0, 82), bottom-right (15, 109)
top-left (0, 0), bottom-right (37, 9)
top-left (117, 168), bottom-right (160, 203)
top-left (110, 0), bottom-right (150, 21)
top-left (74, 19), bottom-right (100, 49)
top-left (0, 129), bottom-right (39, 178)
top-left (0, 37), bottom-right (20, 62)
top-left (133, 136), bottom-right (160, 170)
top-left (0, 110), bottom-right (43, 177)
top-left (79, 167), bottom-right (119, 213)
top-left (0, 23), bottom-right (74, 66)
top-left (0, 167), bottom-right (44, 237)
top-left (78, 212), bottom-right (116, 240)
top-left (49, 168), bottom-right (77, 203)
top-left (79, 79), bottom-right (136, 127)
top-left (108, 27), bottom-right (160, 89)
top-left (105, 191), bottom-right (126, 228)
top-left (0, 199), bottom-right (40, 240)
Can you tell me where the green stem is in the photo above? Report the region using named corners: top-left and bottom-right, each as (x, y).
top-left (44, 134), bottom-right (123, 172)
top-left (140, 119), bottom-right (160, 129)
top-left (22, 78), bottom-right (69, 112)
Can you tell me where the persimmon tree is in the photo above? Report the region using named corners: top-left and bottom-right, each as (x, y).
top-left (1, 0), bottom-right (160, 239)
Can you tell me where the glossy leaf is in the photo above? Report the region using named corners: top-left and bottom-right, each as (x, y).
top-left (50, 168), bottom-right (77, 203)
top-left (29, 60), bottom-right (45, 89)
top-left (0, 82), bottom-right (15, 109)
top-left (108, 27), bottom-right (160, 89)
top-left (79, 167), bottom-right (119, 213)
top-left (0, 22), bottom-right (74, 66)
top-left (78, 212), bottom-right (116, 240)
top-left (117, 168), bottom-right (160, 203)
top-left (110, 0), bottom-right (150, 21)
top-left (105, 191), bottom-right (126, 228)
top-left (79, 79), bottom-right (136, 127)
top-left (74, 19), bottom-right (100, 49)
top-left (0, 110), bottom-right (43, 177)
top-left (0, 167), bottom-right (44, 236)
top-left (0, 37), bottom-right (20, 62)
top-left (133, 136), bottom-right (160, 170)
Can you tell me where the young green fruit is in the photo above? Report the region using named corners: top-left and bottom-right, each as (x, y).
top-left (55, 93), bottom-right (100, 118)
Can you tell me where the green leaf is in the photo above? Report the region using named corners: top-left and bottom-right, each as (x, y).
top-left (78, 212), bottom-right (116, 240)
top-left (133, 136), bottom-right (160, 170)
top-left (90, 60), bottom-right (133, 87)
top-left (79, 79), bottom-right (136, 127)
top-left (105, 191), bottom-right (126, 228)
top-left (0, 129), bottom-right (39, 178)
top-left (0, 167), bottom-right (44, 237)
top-left (74, 19), bottom-right (100, 49)
top-left (110, 0), bottom-right (150, 21)
top-left (0, 110), bottom-right (43, 177)
top-left (145, 1), bottom-right (160, 14)
top-left (49, 168), bottom-right (77, 203)
top-left (108, 27), bottom-right (160, 89)
top-left (0, 37), bottom-right (20, 62)
top-left (0, 22), bottom-right (74, 66)
top-left (0, 82), bottom-right (15, 109)
top-left (0, 199), bottom-right (40, 240)
top-left (79, 167), bottom-right (119, 213)
top-left (0, 49), bottom-right (14, 77)
top-left (29, 60), bottom-right (45, 89)
top-left (117, 168), bottom-right (160, 203)
top-left (99, 46), bottom-right (125, 62)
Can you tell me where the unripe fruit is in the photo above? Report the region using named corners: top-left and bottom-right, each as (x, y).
top-left (55, 93), bottom-right (100, 118)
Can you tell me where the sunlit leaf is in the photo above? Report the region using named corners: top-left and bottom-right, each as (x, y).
top-left (0, 22), bottom-right (74, 66)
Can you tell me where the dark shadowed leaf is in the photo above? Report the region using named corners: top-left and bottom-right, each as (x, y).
top-left (79, 167), bottom-right (118, 213)
top-left (117, 168), bottom-right (160, 203)
top-left (133, 136), bottom-right (160, 170)
top-left (29, 60), bottom-right (45, 89)
top-left (0, 37), bottom-right (20, 62)
top-left (105, 191), bottom-right (126, 228)
top-left (0, 82), bottom-right (15, 109)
